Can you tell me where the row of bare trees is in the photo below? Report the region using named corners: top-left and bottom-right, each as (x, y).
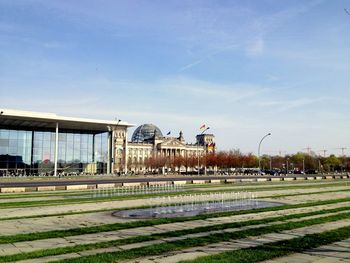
top-left (128, 150), bottom-right (350, 173)
top-left (259, 152), bottom-right (350, 172)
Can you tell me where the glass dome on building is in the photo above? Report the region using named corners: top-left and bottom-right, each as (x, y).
top-left (131, 124), bottom-right (163, 142)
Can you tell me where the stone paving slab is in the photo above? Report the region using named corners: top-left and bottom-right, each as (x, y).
top-left (119, 240), bottom-right (165, 250)
top-left (2, 202), bottom-right (350, 257)
top-left (0, 210), bottom-right (128, 236)
top-left (265, 190), bottom-right (350, 205)
top-left (16, 252), bottom-right (81, 263)
top-left (0, 196), bottom-right (66, 203)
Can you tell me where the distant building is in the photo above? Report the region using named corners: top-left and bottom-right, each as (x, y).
top-left (0, 109), bottom-right (215, 176)
top-left (116, 124), bottom-right (215, 173)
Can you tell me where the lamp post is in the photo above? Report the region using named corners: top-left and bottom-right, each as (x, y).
top-left (318, 159), bottom-right (322, 174)
top-left (258, 133), bottom-right (271, 172)
top-left (197, 127), bottom-right (210, 176)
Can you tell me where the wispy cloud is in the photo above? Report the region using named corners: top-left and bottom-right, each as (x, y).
top-left (1, 0), bottom-right (349, 152)
top-left (159, 77), bottom-right (269, 103)
top-left (179, 44), bottom-right (238, 72)
top-left (256, 97), bottom-right (325, 111)
top-left (178, 59), bottom-right (204, 72)
top-left (0, 34), bottom-right (70, 49)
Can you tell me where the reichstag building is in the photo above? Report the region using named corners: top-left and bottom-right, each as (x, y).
top-left (0, 109), bottom-right (215, 176)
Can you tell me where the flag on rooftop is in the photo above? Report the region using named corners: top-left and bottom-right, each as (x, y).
top-left (200, 124), bottom-right (206, 130)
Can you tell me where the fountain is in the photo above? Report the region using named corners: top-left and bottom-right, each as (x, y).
top-left (112, 191), bottom-right (282, 219)
top-left (66, 183), bottom-right (185, 199)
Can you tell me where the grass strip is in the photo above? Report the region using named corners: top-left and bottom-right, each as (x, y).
top-left (0, 189), bottom-right (101, 199)
top-left (1, 197), bottom-right (350, 244)
top-left (1, 185), bottom-right (349, 209)
top-left (56, 210), bottom-right (350, 262)
top-left (2, 205), bottom-right (350, 262)
top-left (180, 225), bottom-right (350, 263)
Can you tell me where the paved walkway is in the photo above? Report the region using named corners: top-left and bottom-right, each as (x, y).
top-left (0, 180), bottom-right (341, 203)
top-left (1, 185), bottom-right (349, 220)
top-left (263, 238), bottom-right (350, 263)
top-left (193, 180), bottom-right (350, 191)
top-left (0, 196), bottom-right (67, 203)
top-left (15, 218), bottom-right (350, 263)
top-left (120, 219), bottom-right (350, 263)
top-left (0, 182), bottom-right (348, 263)
top-left (0, 189), bottom-right (349, 236)
top-left (1, 206), bottom-right (349, 258)
top-left (264, 190), bottom-right (350, 204)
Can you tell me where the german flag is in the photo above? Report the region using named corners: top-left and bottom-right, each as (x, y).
top-left (207, 143), bottom-right (215, 152)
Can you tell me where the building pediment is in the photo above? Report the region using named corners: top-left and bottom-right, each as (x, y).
top-left (158, 139), bottom-right (186, 149)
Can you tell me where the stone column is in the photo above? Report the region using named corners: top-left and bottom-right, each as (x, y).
top-left (124, 130), bottom-right (128, 174)
top-left (53, 122), bottom-right (59, 177)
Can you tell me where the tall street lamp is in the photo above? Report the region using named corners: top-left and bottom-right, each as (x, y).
top-left (258, 133), bottom-right (271, 172)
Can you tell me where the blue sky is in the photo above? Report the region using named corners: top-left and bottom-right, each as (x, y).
top-left (1, 0), bottom-right (350, 155)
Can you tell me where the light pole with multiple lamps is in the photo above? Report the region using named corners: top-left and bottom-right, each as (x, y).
top-left (258, 133), bottom-right (271, 172)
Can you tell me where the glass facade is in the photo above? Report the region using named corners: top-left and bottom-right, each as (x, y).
top-left (0, 128), bottom-right (109, 176)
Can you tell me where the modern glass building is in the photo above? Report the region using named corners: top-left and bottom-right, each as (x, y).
top-left (0, 109), bottom-right (132, 176)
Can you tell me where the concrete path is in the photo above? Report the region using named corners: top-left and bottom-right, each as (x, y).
top-left (0, 189), bottom-right (349, 236)
top-left (192, 180), bottom-right (350, 192)
top-left (16, 217), bottom-right (350, 263)
top-left (263, 238), bottom-right (350, 263)
top-left (1, 185), bottom-right (349, 220)
top-left (0, 181), bottom-right (347, 263)
top-left (120, 219), bottom-right (350, 263)
top-left (0, 196), bottom-right (66, 203)
top-left (265, 190), bottom-right (350, 204)
top-left (0, 181), bottom-right (341, 203)
top-left (2, 205), bottom-right (350, 257)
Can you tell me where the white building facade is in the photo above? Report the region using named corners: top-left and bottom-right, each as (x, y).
top-left (113, 124), bottom-right (215, 174)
